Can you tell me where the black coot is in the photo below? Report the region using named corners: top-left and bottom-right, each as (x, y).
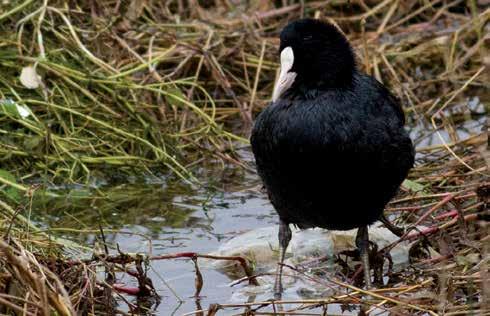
top-left (250, 19), bottom-right (415, 297)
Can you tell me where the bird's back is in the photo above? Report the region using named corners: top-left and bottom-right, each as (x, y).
top-left (251, 73), bottom-right (414, 230)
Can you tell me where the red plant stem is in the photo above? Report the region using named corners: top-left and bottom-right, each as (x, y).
top-left (64, 252), bottom-right (258, 286)
top-left (434, 209), bottom-right (458, 221)
top-left (454, 192), bottom-right (476, 200)
top-left (350, 266), bottom-right (363, 284)
top-left (150, 252), bottom-right (198, 260)
top-left (416, 254), bottom-right (453, 265)
top-left (386, 191), bottom-right (475, 213)
top-left (413, 193), bottom-right (454, 226)
top-left (406, 214), bottom-right (478, 241)
top-left (381, 194), bottom-right (454, 253)
top-left (385, 205), bottom-right (426, 212)
top-left (406, 227), bottom-right (440, 241)
top-left (150, 252), bottom-right (259, 286)
top-left (113, 284), bottom-right (140, 295)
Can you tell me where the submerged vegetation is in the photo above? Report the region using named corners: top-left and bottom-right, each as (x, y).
top-left (0, 0), bottom-right (488, 315)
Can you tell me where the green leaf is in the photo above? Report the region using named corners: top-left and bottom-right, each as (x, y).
top-left (67, 188), bottom-right (91, 199)
top-left (0, 98), bottom-right (20, 117)
top-left (165, 86), bottom-right (186, 108)
top-left (23, 135), bottom-right (43, 151)
top-left (402, 179), bottom-right (427, 194)
top-left (0, 98), bottom-right (31, 118)
top-left (455, 253), bottom-right (480, 266)
top-left (0, 169), bottom-right (21, 202)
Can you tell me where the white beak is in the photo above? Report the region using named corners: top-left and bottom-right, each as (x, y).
top-left (272, 46), bottom-right (297, 102)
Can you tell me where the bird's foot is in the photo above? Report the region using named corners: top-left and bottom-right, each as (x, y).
top-left (273, 290), bottom-right (282, 300)
top-left (273, 221), bottom-right (290, 300)
top-left (356, 226), bottom-right (372, 289)
top-left (273, 282), bottom-right (283, 300)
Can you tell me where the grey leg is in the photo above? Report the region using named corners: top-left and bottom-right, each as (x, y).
top-left (356, 226), bottom-right (372, 288)
top-left (380, 214), bottom-right (404, 237)
top-left (274, 220), bottom-right (292, 299)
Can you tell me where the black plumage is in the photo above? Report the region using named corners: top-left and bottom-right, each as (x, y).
top-left (250, 19), bottom-right (415, 296)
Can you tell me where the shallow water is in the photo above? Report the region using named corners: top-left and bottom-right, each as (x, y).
top-left (34, 149), bottom-right (280, 315)
top-left (34, 105), bottom-right (486, 315)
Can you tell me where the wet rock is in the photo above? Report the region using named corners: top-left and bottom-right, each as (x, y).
top-left (205, 224), bottom-right (412, 278)
top-left (201, 226), bottom-right (285, 277)
top-left (207, 224), bottom-right (419, 301)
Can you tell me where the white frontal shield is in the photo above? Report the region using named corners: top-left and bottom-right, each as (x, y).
top-left (272, 46), bottom-right (297, 102)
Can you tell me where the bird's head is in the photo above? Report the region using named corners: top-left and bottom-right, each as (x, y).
top-left (272, 19), bottom-right (356, 102)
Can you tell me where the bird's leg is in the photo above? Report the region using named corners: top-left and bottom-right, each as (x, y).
top-left (355, 226), bottom-right (372, 288)
top-left (380, 214), bottom-right (404, 237)
top-left (274, 220), bottom-right (292, 299)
